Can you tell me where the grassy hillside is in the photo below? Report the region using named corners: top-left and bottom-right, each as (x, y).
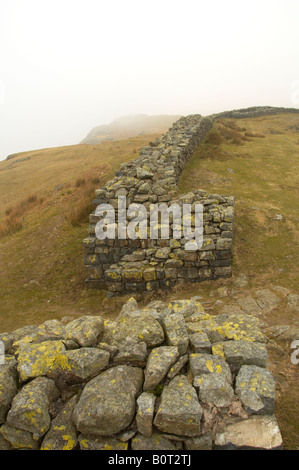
top-left (0, 111), bottom-right (298, 448)
top-left (0, 135), bottom-right (163, 331)
top-left (178, 112), bottom-right (299, 294)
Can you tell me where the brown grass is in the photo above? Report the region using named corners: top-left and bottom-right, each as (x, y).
top-left (0, 194), bottom-right (44, 238)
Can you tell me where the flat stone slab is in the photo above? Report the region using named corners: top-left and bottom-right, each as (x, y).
top-left (254, 289), bottom-right (280, 313)
top-left (154, 375), bottom-right (202, 436)
top-left (237, 296), bottom-right (262, 316)
top-left (215, 415), bottom-right (282, 449)
top-left (220, 340), bottom-right (267, 368)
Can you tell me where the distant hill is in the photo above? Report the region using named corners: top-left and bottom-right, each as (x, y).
top-left (80, 114), bottom-right (182, 144)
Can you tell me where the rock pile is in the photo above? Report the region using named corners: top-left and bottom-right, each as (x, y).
top-left (0, 297), bottom-right (282, 450)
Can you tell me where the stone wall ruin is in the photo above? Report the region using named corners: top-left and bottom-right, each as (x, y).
top-left (83, 115), bottom-right (234, 295)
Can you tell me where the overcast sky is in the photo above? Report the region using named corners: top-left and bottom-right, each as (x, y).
top-left (0, 0), bottom-right (298, 160)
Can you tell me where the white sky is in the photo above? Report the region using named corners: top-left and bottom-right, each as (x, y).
top-left (0, 0), bottom-right (298, 160)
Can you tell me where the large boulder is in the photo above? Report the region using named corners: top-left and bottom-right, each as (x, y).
top-left (73, 365), bottom-right (143, 436)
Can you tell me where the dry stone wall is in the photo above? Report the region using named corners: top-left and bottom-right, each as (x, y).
top-left (0, 297), bottom-right (283, 450)
top-left (83, 115), bottom-right (235, 295)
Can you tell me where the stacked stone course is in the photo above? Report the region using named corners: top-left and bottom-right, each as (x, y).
top-left (83, 115), bottom-right (235, 295)
top-left (0, 297), bottom-right (283, 450)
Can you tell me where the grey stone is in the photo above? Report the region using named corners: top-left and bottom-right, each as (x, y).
top-left (235, 365), bottom-right (275, 415)
top-left (64, 315), bottom-right (104, 347)
top-left (161, 313), bottom-right (189, 355)
top-left (222, 340), bottom-right (267, 368)
top-left (144, 346), bottom-right (179, 391)
top-left (189, 353), bottom-right (232, 384)
top-left (6, 377), bottom-right (59, 438)
top-left (73, 365), bottom-right (143, 436)
top-left (189, 332), bottom-right (212, 353)
top-left (237, 296), bottom-right (262, 316)
top-left (136, 392), bottom-right (156, 437)
top-left (0, 358), bottom-right (18, 424)
top-left (131, 432), bottom-right (180, 450)
top-left (167, 354), bottom-right (188, 379)
top-left (255, 289), bottom-right (280, 312)
top-left (40, 396), bottom-right (78, 450)
top-left (215, 415), bottom-right (282, 449)
top-left (184, 432), bottom-right (213, 450)
top-left (193, 372), bottom-right (234, 407)
top-left (154, 375), bottom-right (202, 436)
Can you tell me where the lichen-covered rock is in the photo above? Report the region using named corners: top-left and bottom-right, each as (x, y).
top-left (143, 346), bottom-right (179, 391)
top-left (110, 315), bottom-right (164, 348)
top-left (79, 434), bottom-right (128, 450)
top-left (0, 333), bottom-right (15, 353)
top-left (10, 320), bottom-right (65, 354)
top-left (161, 313), bottom-right (189, 355)
top-left (113, 341), bottom-right (147, 365)
top-left (0, 358), bottom-right (18, 424)
top-left (136, 392), bottom-right (156, 437)
top-left (189, 353), bottom-right (232, 384)
top-left (167, 354), bottom-right (188, 380)
top-left (154, 375), bottom-right (202, 436)
top-left (131, 432), bottom-right (181, 450)
top-left (235, 365), bottom-right (275, 414)
top-left (40, 396), bottom-right (78, 450)
top-left (0, 431), bottom-right (14, 450)
top-left (214, 415), bottom-right (282, 449)
top-left (0, 423), bottom-right (39, 449)
top-left (168, 299), bottom-right (206, 320)
top-left (221, 340), bottom-right (267, 368)
top-left (6, 377), bottom-right (59, 438)
top-left (193, 372), bottom-right (234, 408)
top-left (64, 316), bottom-right (104, 347)
top-left (73, 365), bottom-right (143, 436)
top-left (17, 340), bottom-right (66, 382)
top-left (216, 313), bottom-right (265, 342)
top-left (64, 348), bottom-right (110, 380)
top-left (189, 332), bottom-right (212, 353)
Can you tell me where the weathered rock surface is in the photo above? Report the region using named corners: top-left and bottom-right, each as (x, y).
top-left (154, 375), bottom-right (202, 436)
top-left (73, 365), bottom-right (143, 436)
top-left (143, 346), bottom-right (179, 391)
top-left (215, 415), bottom-right (282, 449)
top-left (6, 377), bottom-right (59, 438)
top-left (41, 396), bottom-right (78, 450)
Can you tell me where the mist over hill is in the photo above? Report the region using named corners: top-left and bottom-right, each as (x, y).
top-left (80, 114), bottom-right (182, 144)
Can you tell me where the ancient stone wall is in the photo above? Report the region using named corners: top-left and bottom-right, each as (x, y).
top-left (83, 115), bottom-right (235, 295)
top-left (0, 297), bottom-right (283, 450)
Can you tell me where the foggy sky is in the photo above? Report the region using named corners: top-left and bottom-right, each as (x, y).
top-left (0, 0), bottom-right (298, 161)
